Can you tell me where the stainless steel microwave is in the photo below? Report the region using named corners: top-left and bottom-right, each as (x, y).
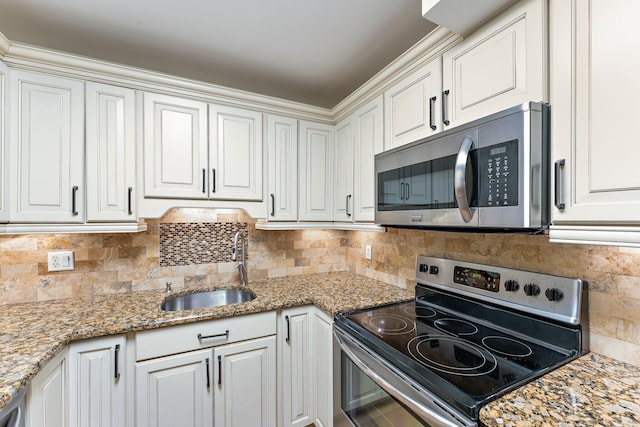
top-left (375, 102), bottom-right (549, 230)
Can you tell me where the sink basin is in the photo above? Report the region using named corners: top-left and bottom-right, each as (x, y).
top-left (161, 289), bottom-right (256, 311)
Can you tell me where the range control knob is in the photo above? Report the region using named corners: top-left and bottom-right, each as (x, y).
top-left (504, 280), bottom-right (520, 292)
top-left (545, 288), bottom-right (564, 302)
top-left (524, 283), bottom-right (541, 296)
top-left (429, 265), bottom-right (439, 275)
top-left (419, 264), bottom-right (429, 273)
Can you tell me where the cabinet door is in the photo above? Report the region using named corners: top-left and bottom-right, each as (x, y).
top-left (209, 104), bottom-right (263, 200)
top-left (280, 308), bottom-right (313, 427)
top-left (0, 62), bottom-right (7, 223)
top-left (86, 82), bottom-right (136, 222)
top-left (135, 348), bottom-right (213, 427)
top-left (299, 121), bottom-right (334, 221)
top-left (267, 114), bottom-right (298, 221)
top-left (551, 0), bottom-right (640, 224)
top-left (214, 336), bottom-right (276, 427)
top-left (334, 116), bottom-right (354, 222)
top-left (10, 70), bottom-right (84, 222)
top-left (384, 58), bottom-right (442, 151)
top-left (143, 92), bottom-right (208, 199)
top-left (354, 96), bottom-right (383, 222)
top-left (68, 335), bottom-right (126, 427)
top-left (312, 309), bottom-right (333, 427)
top-left (442, 0), bottom-right (546, 128)
top-left (26, 349), bottom-right (68, 427)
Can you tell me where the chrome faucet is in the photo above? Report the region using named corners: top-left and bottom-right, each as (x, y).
top-left (231, 231), bottom-right (248, 286)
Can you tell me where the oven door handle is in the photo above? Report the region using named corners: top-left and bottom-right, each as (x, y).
top-left (454, 136), bottom-right (474, 223)
top-left (333, 328), bottom-right (468, 427)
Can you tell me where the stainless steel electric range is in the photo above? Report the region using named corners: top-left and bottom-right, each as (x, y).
top-left (333, 256), bottom-right (588, 427)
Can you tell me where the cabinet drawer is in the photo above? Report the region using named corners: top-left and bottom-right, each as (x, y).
top-left (135, 311), bottom-right (276, 361)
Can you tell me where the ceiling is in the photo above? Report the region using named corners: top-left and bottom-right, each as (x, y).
top-left (0, 0), bottom-right (438, 108)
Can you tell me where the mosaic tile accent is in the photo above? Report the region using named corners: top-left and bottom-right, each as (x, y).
top-left (160, 222), bottom-right (248, 267)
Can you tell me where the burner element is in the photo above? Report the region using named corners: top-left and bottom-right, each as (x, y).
top-left (403, 304), bottom-right (436, 319)
top-left (407, 336), bottom-right (497, 376)
top-left (434, 318), bottom-right (479, 336)
top-left (361, 313), bottom-right (415, 336)
top-left (482, 336), bottom-right (533, 358)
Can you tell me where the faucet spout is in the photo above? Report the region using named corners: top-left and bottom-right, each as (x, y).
top-left (232, 231), bottom-right (248, 286)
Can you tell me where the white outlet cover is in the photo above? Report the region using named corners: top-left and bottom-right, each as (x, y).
top-left (365, 245), bottom-right (372, 260)
top-left (47, 251), bottom-right (75, 272)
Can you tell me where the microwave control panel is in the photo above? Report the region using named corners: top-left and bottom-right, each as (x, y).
top-left (476, 139), bottom-right (519, 207)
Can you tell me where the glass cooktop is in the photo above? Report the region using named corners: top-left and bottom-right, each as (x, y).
top-left (335, 293), bottom-right (580, 419)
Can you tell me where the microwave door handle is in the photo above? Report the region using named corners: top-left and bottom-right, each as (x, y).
top-left (454, 136), bottom-right (474, 223)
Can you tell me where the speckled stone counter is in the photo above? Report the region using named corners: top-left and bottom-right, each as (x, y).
top-left (480, 353), bottom-right (640, 426)
top-left (0, 272), bottom-right (412, 411)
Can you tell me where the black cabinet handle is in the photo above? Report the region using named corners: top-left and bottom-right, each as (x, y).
top-left (429, 96), bottom-right (437, 130)
top-left (205, 357), bottom-right (211, 390)
top-left (217, 355), bottom-right (222, 385)
top-left (270, 194), bottom-right (275, 217)
top-left (202, 169), bottom-right (206, 193)
top-left (211, 169), bottom-right (216, 193)
top-left (442, 90), bottom-right (450, 126)
top-left (127, 187), bottom-right (133, 215)
top-left (285, 315), bottom-right (290, 342)
top-left (114, 344), bottom-right (120, 380)
top-left (71, 185), bottom-right (79, 216)
top-left (197, 330), bottom-right (229, 340)
top-left (346, 195), bottom-right (352, 217)
top-left (554, 159), bottom-right (566, 210)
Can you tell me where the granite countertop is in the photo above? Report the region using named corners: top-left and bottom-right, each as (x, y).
top-left (480, 353), bottom-right (640, 426)
top-left (3, 272), bottom-right (640, 426)
top-left (0, 272), bottom-right (412, 411)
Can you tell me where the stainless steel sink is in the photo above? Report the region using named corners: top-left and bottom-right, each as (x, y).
top-left (161, 289), bottom-right (256, 311)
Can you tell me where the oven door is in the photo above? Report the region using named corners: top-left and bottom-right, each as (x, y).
top-left (333, 326), bottom-right (475, 427)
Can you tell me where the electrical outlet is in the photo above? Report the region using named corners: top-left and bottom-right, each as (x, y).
top-left (47, 251), bottom-right (75, 272)
top-left (365, 244), bottom-right (372, 260)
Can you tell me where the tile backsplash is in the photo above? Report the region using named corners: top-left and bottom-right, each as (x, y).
top-left (1, 208), bottom-right (639, 366)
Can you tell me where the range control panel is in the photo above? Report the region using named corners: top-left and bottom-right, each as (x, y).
top-left (415, 255), bottom-right (585, 325)
top-left (453, 266), bottom-right (500, 292)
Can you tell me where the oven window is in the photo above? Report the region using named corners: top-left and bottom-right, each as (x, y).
top-left (341, 353), bottom-right (427, 427)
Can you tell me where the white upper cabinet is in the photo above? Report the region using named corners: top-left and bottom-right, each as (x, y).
top-left (143, 92), bottom-right (208, 199)
top-left (86, 82), bottom-right (136, 222)
top-left (353, 96), bottom-right (383, 222)
top-left (334, 116), bottom-right (354, 222)
top-left (209, 104), bottom-right (263, 201)
top-left (442, 0), bottom-right (546, 128)
top-left (299, 121), bottom-right (334, 221)
top-left (266, 114), bottom-right (298, 221)
top-left (9, 70), bottom-right (85, 223)
top-left (0, 61), bottom-right (8, 223)
top-left (550, 0), bottom-right (640, 244)
top-left (384, 58), bottom-right (442, 151)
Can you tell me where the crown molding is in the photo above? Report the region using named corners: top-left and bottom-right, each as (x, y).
top-left (0, 32), bottom-right (10, 59)
top-left (331, 27), bottom-right (461, 121)
top-left (2, 42), bottom-right (333, 123)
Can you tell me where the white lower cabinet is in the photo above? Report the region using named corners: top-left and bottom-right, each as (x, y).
top-left (26, 348), bottom-right (68, 427)
top-left (213, 336), bottom-right (276, 427)
top-left (312, 309), bottom-right (334, 427)
top-left (279, 306), bottom-right (334, 427)
top-left (136, 348), bottom-right (213, 427)
top-left (279, 307), bottom-right (314, 427)
top-left (68, 335), bottom-right (126, 427)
